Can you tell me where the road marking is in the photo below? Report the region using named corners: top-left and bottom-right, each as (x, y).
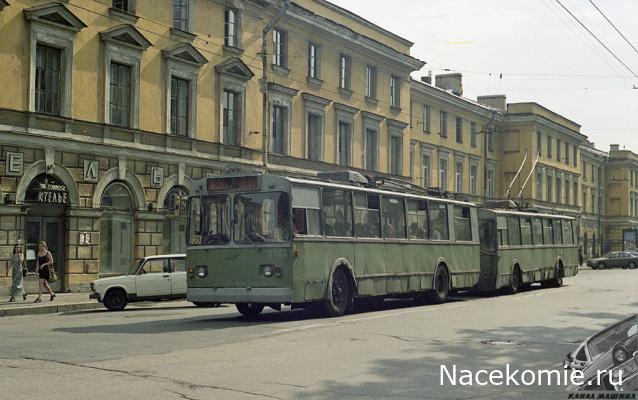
top-left (272, 303), bottom-right (467, 334)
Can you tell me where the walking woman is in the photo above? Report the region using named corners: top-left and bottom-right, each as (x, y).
top-left (9, 243), bottom-right (27, 302)
top-left (35, 241), bottom-right (56, 303)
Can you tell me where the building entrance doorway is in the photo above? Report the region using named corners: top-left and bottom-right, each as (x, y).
top-left (24, 213), bottom-right (65, 293)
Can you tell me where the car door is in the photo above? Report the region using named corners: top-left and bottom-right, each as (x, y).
top-left (135, 258), bottom-right (172, 298)
top-left (608, 252), bottom-right (620, 268)
top-left (170, 257), bottom-right (187, 297)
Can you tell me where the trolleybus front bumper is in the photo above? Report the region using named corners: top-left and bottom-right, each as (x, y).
top-left (187, 287), bottom-right (293, 303)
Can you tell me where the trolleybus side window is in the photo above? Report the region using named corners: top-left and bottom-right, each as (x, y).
top-left (407, 199), bottom-right (428, 240)
top-left (234, 192), bottom-right (290, 243)
top-left (532, 217), bottom-right (543, 245)
top-left (543, 219), bottom-right (554, 245)
top-left (354, 193), bottom-right (381, 238)
top-left (563, 219), bottom-right (574, 245)
top-left (520, 217), bottom-right (532, 245)
top-left (507, 216), bottom-right (522, 246)
top-left (381, 196), bottom-right (406, 239)
top-left (453, 206), bottom-right (472, 242)
top-left (292, 186), bottom-right (321, 236)
top-left (429, 201), bottom-right (449, 241)
top-left (553, 219), bottom-right (563, 245)
top-left (322, 189), bottom-right (353, 237)
top-left (497, 215), bottom-right (508, 246)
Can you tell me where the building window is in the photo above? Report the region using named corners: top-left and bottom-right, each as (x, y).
top-left (109, 62), bottom-right (132, 127)
top-left (488, 131), bottom-right (494, 152)
top-left (365, 128), bottom-right (378, 171)
top-left (390, 134), bottom-right (402, 175)
top-left (565, 142), bottom-right (569, 165)
top-left (112, 0), bottom-right (133, 12)
top-left (470, 122), bottom-right (477, 147)
top-left (366, 65), bottom-right (377, 99)
top-left (307, 113), bottom-right (323, 161)
top-left (547, 172), bottom-right (553, 202)
top-left (100, 183), bottom-right (134, 275)
top-left (547, 136), bottom-right (552, 158)
top-left (487, 168), bottom-right (495, 198)
top-left (422, 153), bottom-right (431, 187)
top-left (556, 175), bottom-right (562, 204)
top-left (573, 145), bottom-right (578, 167)
top-left (439, 157), bottom-right (448, 191)
top-left (423, 106), bottom-right (431, 133)
top-left (271, 105), bottom-right (287, 155)
top-left (455, 160), bottom-right (464, 193)
top-left (591, 190), bottom-right (596, 212)
top-left (470, 163), bottom-right (478, 195)
top-left (565, 175), bottom-right (571, 206)
top-left (557, 139), bottom-right (561, 162)
top-left (337, 121), bottom-right (351, 166)
top-left (272, 29), bottom-right (287, 68)
top-left (536, 168), bottom-right (544, 200)
top-left (308, 43), bottom-right (319, 79)
top-left (163, 186), bottom-right (189, 254)
top-left (339, 54), bottom-right (351, 90)
top-left (224, 9), bottom-right (240, 48)
top-left (170, 76), bottom-right (189, 136)
top-left (390, 75), bottom-right (401, 108)
top-left (172, 0), bottom-right (190, 31)
top-left (222, 89), bottom-right (241, 145)
top-left (583, 189), bottom-right (587, 212)
top-left (455, 117), bottom-right (463, 143)
top-left (573, 177), bottom-right (579, 206)
top-left (537, 131), bottom-right (542, 156)
top-left (440, 111), bottom-right (447, 137)
top-left (35, 44), bottom-right (62, 116)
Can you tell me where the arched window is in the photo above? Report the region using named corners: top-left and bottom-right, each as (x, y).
top-left (100, 182), bottom-right (134, 275)
top-left (163, 186), bottom-right (189, 254)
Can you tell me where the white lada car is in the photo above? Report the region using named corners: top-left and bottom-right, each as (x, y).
top-left (89, 254), bottom-right (219, 311)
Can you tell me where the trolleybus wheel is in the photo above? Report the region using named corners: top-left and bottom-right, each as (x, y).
top-left (236, 303), bottom-right (264, 318)
top-left (508, 266), bottom-right (522, 294)
top-left (322, 268), bottom-right (351, 317)
top-left (427, 265), bottom-right (450, 304)
top-left (551, 264), bottom-right (564, 288)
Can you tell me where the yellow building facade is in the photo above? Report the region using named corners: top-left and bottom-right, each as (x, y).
top-left (0, 0), bottom-right (423, 292)
top-left (604, 145), bottom-right (638, 252)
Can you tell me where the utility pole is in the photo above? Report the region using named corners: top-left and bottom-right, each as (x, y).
top-left (261, 0), bottom-right (290, 169)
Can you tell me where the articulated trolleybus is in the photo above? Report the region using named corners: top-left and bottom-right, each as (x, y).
top-left (186, 171), bottom-right (482, 317)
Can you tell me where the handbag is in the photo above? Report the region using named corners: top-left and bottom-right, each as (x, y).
top-left (48, 264), bottom-right (58, 283)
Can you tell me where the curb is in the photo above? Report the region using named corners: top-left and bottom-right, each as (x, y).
top-left (0, 302), bottom-right (102, 317)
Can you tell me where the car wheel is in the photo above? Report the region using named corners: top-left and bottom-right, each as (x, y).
top-left (597, 262), bottom-right (605, 270)
top-left (321, 268), bottom-right (352, 317)
top-left (629, 262), bottom-right (636, 270)
top-left (103, 289), bottom-right (128, 311)
top-left (236, 303), bottom-right (264, 318)
top-left (426, 265), bottom-right (450, 304)
top-left (507, 266), bottom-right (522, 295)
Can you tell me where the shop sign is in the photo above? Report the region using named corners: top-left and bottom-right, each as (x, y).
top-left (26, 175), bottom-right (69, 205)
top-left (151, 167), bottom-right (164, 188)
top-left (83, 160), bottom-right (99, 183)
top-left (6, 152), bottom-right (23, 176)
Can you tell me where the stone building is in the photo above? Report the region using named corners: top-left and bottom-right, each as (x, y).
top-left (604, 145), bottom-right (638, 252)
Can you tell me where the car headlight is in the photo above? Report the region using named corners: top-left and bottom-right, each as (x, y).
top-left (196, 265), bottom-right (208, 278)
top-left (90, 282), bottom-right (95, 292)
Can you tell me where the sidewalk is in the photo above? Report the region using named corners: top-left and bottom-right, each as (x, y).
top-left (0, 292), bottom-right (101, 317)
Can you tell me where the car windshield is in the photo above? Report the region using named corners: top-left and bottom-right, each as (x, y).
top-left (588, 315), bottom-right (638, 359)
top-left (129, 258), bottom-right (143, 274)
top-left (188, 195), bottom-right (231, 245)
top-left (602, 252), bottom-right (614, 258)
top-left (234, 192), bottom-right (290, 244)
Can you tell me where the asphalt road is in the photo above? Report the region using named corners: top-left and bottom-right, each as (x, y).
top-left (1, 268), bottom-right (636, 400)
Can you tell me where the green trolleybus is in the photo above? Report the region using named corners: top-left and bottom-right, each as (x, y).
top-left (477, 206), bottom-right (579, 293)
top-left (186, 172), bottom-right (482, 317)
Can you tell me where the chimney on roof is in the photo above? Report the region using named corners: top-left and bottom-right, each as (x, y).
top-left (477, 95), bottom-right (507, 111)
top-left (420, 70), bottom-right (433, 85)
top-left (610, 144), bottom-right (620, 152)
top-left (435, 73), bottom-right (462, 96)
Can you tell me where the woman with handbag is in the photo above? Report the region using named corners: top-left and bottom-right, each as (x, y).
top-left (9, 242), bottom-right (27, 302)
top-left (34, 241), bottom-right (56, 303)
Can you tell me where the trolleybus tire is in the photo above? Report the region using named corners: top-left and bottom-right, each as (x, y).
top-left (236, 303), bottom-right (265, 318)
top-left (103, 289), bottom-right (127, 311)
top-left (322, 268), bottom-right (351, 317)
top-left (508, 266), bottom-right (522, 294)
top-left (550, 264), bottom-right (563, 288)
top-left (426, 265), bottom-right (450, 304)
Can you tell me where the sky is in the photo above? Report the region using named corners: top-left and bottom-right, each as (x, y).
top-left (331, 0), bottom-right (638, 153)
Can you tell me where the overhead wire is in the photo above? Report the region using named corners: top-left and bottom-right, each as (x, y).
top-left (588, 0), bottom-right (638, 57)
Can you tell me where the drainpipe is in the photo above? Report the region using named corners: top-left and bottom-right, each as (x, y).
top-left (261, 0), bottom-right (291, 169)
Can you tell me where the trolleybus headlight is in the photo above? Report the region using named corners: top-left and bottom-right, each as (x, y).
top-left (260, 265), bottom-right (282, 278)
top-left (196, 265), bottom-right (208, 278)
